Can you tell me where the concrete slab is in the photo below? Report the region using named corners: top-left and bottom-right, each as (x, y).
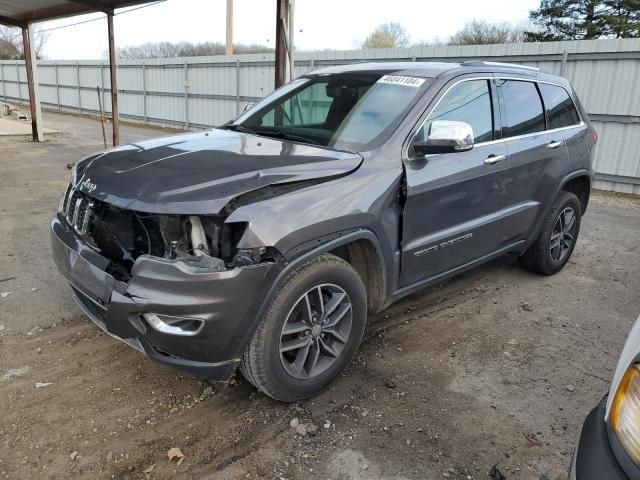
top-left (0, 117), bottom-right (59, 136)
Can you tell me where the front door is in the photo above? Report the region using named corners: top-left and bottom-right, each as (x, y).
top-left (399, 78), bottom-right (511, 287)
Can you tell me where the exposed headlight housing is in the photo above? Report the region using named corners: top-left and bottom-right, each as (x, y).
top-left (611, 365), bottom-right (640, 465)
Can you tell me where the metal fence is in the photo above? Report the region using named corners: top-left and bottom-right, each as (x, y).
top-left (1, 38), bottom-right (640, 194)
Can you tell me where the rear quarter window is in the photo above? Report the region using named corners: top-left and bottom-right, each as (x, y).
top-left (538, 83), bottom-right (581, 129)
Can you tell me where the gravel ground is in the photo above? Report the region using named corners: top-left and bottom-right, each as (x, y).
top-left (1, 113), bottom-right (639, 480)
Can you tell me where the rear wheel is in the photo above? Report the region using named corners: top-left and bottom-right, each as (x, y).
top-left (519, 191), bottom-right (581, 275)
top-left (240, 254), bottom-right (367, 402)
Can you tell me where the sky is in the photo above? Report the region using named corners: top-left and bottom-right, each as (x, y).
top-left (39, 0), bottom-right (541, 60)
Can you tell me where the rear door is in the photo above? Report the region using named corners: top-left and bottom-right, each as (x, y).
top-left (496, 78), bottom-right (571, 242)
top-left (399, 76), bottom-right (511, 287)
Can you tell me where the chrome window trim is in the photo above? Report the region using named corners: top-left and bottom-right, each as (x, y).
top-left (404, 75), bottom-right (584, 159)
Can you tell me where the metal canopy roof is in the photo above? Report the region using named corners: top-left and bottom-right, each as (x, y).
top-left (0, 1), bottom-right (151, 27)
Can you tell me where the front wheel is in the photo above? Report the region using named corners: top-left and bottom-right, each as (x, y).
top-left (240, 254), bottom-right (367, 402)
top-left (519, 191), bottom-right (581, 275)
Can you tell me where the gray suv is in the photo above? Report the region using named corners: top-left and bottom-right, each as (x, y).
top-left (51, 61), bottom-right (596, 401)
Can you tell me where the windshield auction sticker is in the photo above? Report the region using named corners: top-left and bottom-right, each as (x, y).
top-left (377, 75), bottom-right (425, 87)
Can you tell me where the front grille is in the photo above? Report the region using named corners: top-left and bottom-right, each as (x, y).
top-left (61, 185), bottom-right (94, 236)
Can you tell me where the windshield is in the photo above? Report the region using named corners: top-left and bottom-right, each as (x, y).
top-left (229, 73), bottom-right (431, 151)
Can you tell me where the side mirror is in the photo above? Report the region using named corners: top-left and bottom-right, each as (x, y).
top-left (243, 103), bottom-right (255, 112)
top-left (413, 120), bottom-right (474, 156)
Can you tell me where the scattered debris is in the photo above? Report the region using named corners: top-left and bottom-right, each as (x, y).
top-left (167, 447), bottom-right (185, 466)
top-left (144, 464), bottom-right (156, 474)
top-left (384, 379), bottom-right (397, 389)
top-left (520, 302), bottom-right (533, 312)
top-left (0, 276), bottom-right (16, 283)
top-left (539, 474), bottom-right (551, 480)
top-left (35, 382), bottom-right (53, 388)
top-left (0, 325), bottom-right (5, 331)
top-left (289, 417), bottom-right (300, 429)
top-left (69, 451), bottom-right (78, 461)
top-left (566, 384), bottom-right (575, 392)
top-left (1, 291), bottom-right (11, 298)
top-left (524, 431), bottom-right (544, 447)
top-left (489, 463), bottom-right (506, 480)
top-left (106, 451), bottom-right (113, 462)
top-left (0, 366), bottom-right (29, 382)
top-left (323, 420), bottom-right (332, 429)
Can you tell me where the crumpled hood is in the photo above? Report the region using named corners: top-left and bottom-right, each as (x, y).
top-left (74, 129), bottom-right (362, 214)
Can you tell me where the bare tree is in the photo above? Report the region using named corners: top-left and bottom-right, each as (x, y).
top-left (0, 25), bottom-right (48, 59)
top-left (111, 41), bottom-right (273, 59)
top-left (448, 19), bottom-right (527, 45)
top-left (362, 22), bottom-right (410, 49)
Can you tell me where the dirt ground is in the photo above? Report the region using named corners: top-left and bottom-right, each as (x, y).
top-left (1, 113), bottom-right (639, 480)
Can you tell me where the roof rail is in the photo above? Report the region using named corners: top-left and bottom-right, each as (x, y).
top-left (461, 60), bottom-right (540, 72)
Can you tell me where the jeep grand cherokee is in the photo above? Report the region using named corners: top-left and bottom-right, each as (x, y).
top-left (51, 61), bottom-right (596, 401)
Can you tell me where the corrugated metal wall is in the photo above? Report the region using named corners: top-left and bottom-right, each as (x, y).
top-left (1, 38), bottom-right (639, 193)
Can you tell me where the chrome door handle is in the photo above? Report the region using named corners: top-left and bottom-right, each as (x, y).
top-left (548, 140), bottom-right (564, 149)
top-left (484, 154), bottom-right (506, 165)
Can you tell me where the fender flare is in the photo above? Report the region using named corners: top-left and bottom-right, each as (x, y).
top-left (256, 228), bottom-right (387, 321)
top-left (523, 168), bottom-right (592, 252)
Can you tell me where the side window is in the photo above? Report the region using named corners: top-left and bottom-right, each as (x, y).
top-left (538, 83), bottom-right (580, 129)
top-left (498, 80), bottom-right (545, 138)
top-left (421, 80), bottom-right (493, 144)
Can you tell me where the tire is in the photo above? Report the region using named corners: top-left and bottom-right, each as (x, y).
top-left (240, 254), bottom-right (367, 402)
top-left (519, 191), bottom-right (581, 275)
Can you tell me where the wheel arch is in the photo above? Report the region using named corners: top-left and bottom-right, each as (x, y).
top-left (561, 173), bottom-right (591, 215)
top-left (265, 230), bottom-right (388, 319)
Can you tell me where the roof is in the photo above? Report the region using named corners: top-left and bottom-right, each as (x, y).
top-left (307, 61), bottom-right (559, 81)
top-left (0, 1), bottom-right (153, 27)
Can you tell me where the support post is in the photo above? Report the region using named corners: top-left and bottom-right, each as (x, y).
top-left (1, 63), bottom-right (6, 101)
top-left (107, 12), bottom-right (119, 146)
top-left (288, 0), bottom-right (295, 80)
top-left (274, 0), bottom-right (289, 89)
top-left (560, 50), bottom-right (569, 76)
top-left (22, 24), bottom-right (43, 142)
top-left (184, 61), bottom-right (189, 129)
top-left (101, 62), bottom-right (105, 116)
top-left (76, 62), bottom-right (82, 112)
top-left (142, 62), bottom-right (147, 122)
top-left (226, 0), bottom-right (233, 56)
top-left (235, 59), bottom-right (240, 115)
top-left (54, 63), bottom-right (60, 109)
top-left (16, 62), bottom-right (22, 105)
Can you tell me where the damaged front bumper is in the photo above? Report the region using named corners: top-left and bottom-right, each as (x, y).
top-left (50, 216), bottom-right (277, 388)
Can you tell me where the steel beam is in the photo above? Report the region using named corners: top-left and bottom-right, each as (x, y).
top-left (274, 0), bottom-right (288, 89)
top-left (0, 15), bottom-right (25, 28)
top-left (22, 24), bottom-right (43, 142)
top-left (226, 0), bottom-right (233, 55)
top-left (107, 12), bottom-right (119, 146)
top-left (67, 0), bottom-right (114, 14)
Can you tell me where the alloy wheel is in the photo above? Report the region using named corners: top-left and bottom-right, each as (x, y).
top-left (550, 207), bottom-right (577, 262)
top-left (279, 283), bottom-right (353, 379)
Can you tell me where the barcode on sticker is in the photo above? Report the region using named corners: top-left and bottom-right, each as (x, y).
top-left (377, 75), bottom-right (425, 88)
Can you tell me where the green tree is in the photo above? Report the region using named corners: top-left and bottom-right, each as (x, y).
top-left (526, 0), bottom-right (640, 40)
top-left (362, 22), bottom-right (410, 49)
